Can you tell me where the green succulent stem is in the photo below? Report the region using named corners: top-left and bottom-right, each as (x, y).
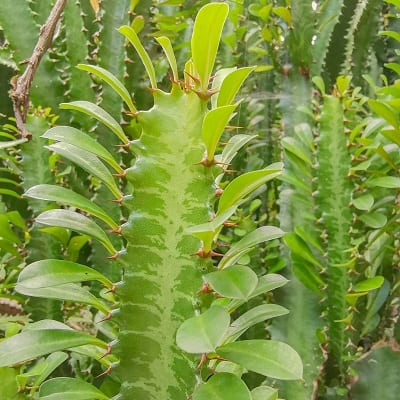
top-left (318, 95), bottom-right (352, 382)
top-left (115, 87), bottom-right (213, 399)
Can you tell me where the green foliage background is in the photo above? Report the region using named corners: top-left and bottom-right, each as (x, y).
top-left (0, 1), bottom-right (399, 399)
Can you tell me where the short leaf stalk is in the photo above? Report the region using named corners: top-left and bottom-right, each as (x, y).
top-left (0, 4), bottom-right (302, 399)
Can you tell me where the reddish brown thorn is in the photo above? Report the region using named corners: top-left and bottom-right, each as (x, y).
top-left (345, 324), bottom-right (357, 332)
top-left (191, 247), bottom-right (208, 258)
top-left (225, 125), bottom-right (244, 130)
top-left (195, 157), bottom-right (230, 168)
top-left (184, 70), bottom-right (200, 83)
top-left (97, 312), bottom-right (112, 323)
top-left (123, 110), bottom-right (139, 119)
top-left (109, 226), bottom-right (122, 235)
top-left (198, 282), bottom-right (213, 294)
top-left (215, 187), bottom-right (223, 197)
top-left (193, 88), bottom-right (219, 101)
top-left (115, 142), bottom-right (131, 149)
top-left (113, 170), bottom-right (127, 178)
top-left (207, 355), bottom-right (227, 362)
top-left (100, 343), bottom-right (112, 359)
top-left (191, 248), bottom-right (223, 258)
top-left (224, 169), bottom-right (238, 174)
top-left (111, 197), bottom-right (124, 205)
top-left (209, 250), bottom-right (224, 257)
top-left (107, 252), bottom-right (119, 260)
top-left (223, 221), bottom-right (238, 227)
top-left (105, 284), bottom-right (116, 294)
top-left (167, 71), bottom-right (181, 85)
top-left (146, 86), bottom-right (157, 94)
top-left (95, 365), bottom-right (113, 378)
top-left (196, 353), bottom-right (208, 369)
top-left (124, 57), bottom-right (134, 63)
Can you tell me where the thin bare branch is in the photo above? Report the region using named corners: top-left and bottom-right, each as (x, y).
top-left (9, 0), bottom-right (67, 138)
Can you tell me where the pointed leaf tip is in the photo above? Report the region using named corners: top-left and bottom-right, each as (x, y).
top-left (191, 3), bottom-right (229, 91)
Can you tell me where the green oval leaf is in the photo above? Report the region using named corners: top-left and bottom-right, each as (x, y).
top-left (60, 101), bottom-right (129, 144)
top-left (0, 330), bottom-right (106, 367)
top-left (42, 126), bottom-right (122, 173)
top-left (204, 265), bottom-right (258, 299)
top-left (36, 209), bottom-right (116, 255)
top-left (352, 194), bottom-right (374, 211)
top-left (353, 276), bottom-right (385, 293)
top-left (366, 176), bottom-right (400, 188)
top-left (17, 259), bottom-right (113, 289)
top-left (217, 340), bottom-right (303, 380)
top-left (77, 64), bottom-right (136, 113)
top-left (15, 283), bottom-right (110, 314)
top-left (218, 164), bottom-right (282, 214)
top-left (192, 373), bottom-right (251, 400)
top-left (46, 142), bottom-right (122, 199)
top-left (221, 274), bottom-right (289, 313)
top-left (202, 105), bottom-right (236, 161)
top-left (358, 213), bottom-right (387, 229)
top-left (251, 386), bottom-right (278, 400)
top-left (39, 377), bottom-right (109, 400)
top-left (191, 3), bottom-right (229, 90)
top-left (176, 306), bottom-right (230, 353)
top-left (218, 227), bottom-right (284, 270)
top-left (24, 185), bottom-right (118, 229)
top-left (226, 304), bottom-right (289, 342)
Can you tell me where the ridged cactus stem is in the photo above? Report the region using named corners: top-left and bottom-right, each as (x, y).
top-left (318, 95), bottom-right (352, 382)
top-left (116, 87), bottom-right (213, 399)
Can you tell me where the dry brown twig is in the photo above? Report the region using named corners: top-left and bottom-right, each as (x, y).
top-left (9, 0), bottom-right (67, 139)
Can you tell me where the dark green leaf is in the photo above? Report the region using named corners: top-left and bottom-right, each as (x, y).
top-left (77, 64), bottom-right (136, 113)
top-left (17, 259), bottom-right (112, 289)
top-left (36, 209), bottom-right (117, 254)
top-left (251, 386), bottom-right (278, 400)
top-left (15, 283), bottom-right (110, 314)
top-left (25, 185), bottom-right (118, 229)
top-left (192, 373), bottom-right (251, 400)
top-left (42, 126), bottom-right (122, 173)
top-left (60, 101), bottom-right (129, 143)
top-left (39, 377), bottom-right (110, 400)
top-left (176, 306), bottom-right (230, 353)
top-left (358, 213), bottom-right (387, 229)
top-left (217, 340), bottom-right (303, 380)
top-left (204, 266), bottom-right (258, 299)
top-left (46, 142), bottom-right (122, 198)
top-left (226, 304), bottom-right (289, 342)
top-left (219, 227), bottom-right (283, 270)
top-left (0, 330), bottom-right (106, 367)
